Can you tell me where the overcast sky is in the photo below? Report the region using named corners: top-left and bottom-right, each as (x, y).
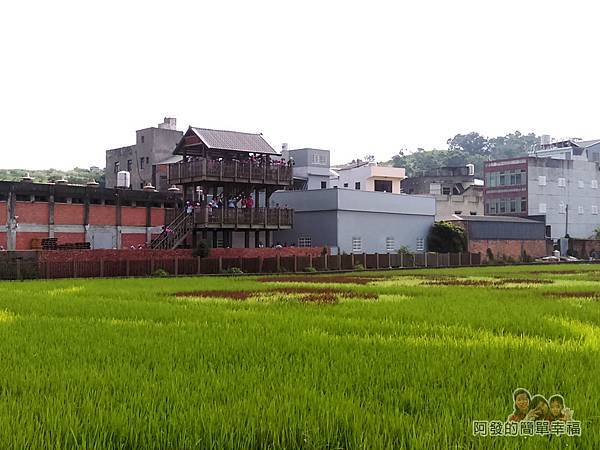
top-left (1, 0), bottom-right (598, 169)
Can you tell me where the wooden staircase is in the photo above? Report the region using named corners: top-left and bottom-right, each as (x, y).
top-left (151, 212), bottom-right (194, 250)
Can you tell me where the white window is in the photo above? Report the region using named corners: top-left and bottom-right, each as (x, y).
top-left (578, 205), bottom-right (584, 215)
top-left (539, 203), bottom-right (547, 213)
top-left (298, 235), bottom-right (312, 247)
top-left (558, 203), bottom-right (565, 214)
top-left (558, 177), bottom-right (566, 187)
top-left (416, 238), bottom-right (425, 252)
top-left (578, 180), bottom-right (585, 189)
top-left (352, 237), bottom-right (362, 253)
top-left (592, 205), bottom-right (598, 215)
top-left (592, 180), bottom-right (598, 189)
top-left (538, 176), bottom-right (546, 186)
top-left (312, 154), bottom-right (327, 165)
top-left (385, 237), bottom-right (395, 253)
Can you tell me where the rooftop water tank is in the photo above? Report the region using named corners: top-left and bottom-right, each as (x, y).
top-left (116, 171), bottom-right (131, 189)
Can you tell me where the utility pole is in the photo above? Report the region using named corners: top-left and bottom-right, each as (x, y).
top-left (564, 204), bottom-right (569, 238)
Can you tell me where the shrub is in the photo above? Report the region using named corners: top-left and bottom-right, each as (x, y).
top-left (152, 268), bottom-right (169, 277)
top-left (397, 245), bottom-right (411, 255)
top-left (353, 263), bottom-right (365, 271)
top-left (304, 266), bottom-right (317, 273)
top-left (427, 222), bottom-right (467, 253)
top-left (192, 240), bottom-right (211, 258)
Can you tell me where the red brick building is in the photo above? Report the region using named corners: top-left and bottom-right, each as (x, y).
top-left (0, 180), bottom-right (180, 250)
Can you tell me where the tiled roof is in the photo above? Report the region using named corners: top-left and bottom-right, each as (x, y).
top-left (190, 127), bottom-right (277, 154)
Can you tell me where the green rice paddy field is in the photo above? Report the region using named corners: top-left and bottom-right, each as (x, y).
top-left (1, 264), bottom-right (599, 449)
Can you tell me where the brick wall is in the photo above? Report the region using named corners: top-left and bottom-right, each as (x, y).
top-left (0, 202), bottom-right (6, 224)
top-left (469, 239), bottom-right (548, 261)
top-left (122, 233), bottom-right (148, 248)
top-left (53, 233), bottom-right (86, 244)
top-left (121, 207), bottom-right (147, 226)
top-left (39, 249), bottom-right (193, 262)
top-left (0, 232), bottom-right (6, 249)
top-left (207, 247), bottom-right (325, 258)
top-left (89, 206), bottom-right (117, 225)
top-left (54, 204), bottom-right (85, 225)
top-left (16, 232), bottom-right (49, 250)
top-left (150, 208), bottom-right (165, 227)
top-left (37, 247), bottom-right (325, 263)
top-left (569, 239), bottom-right (600, 258)
top-left (15, 202), bottom-right (49, 224)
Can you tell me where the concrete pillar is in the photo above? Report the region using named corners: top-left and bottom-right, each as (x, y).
top-left (48, 194), bottom-right (55, 238)
top-left (6, 191), bottom-right (16, 251)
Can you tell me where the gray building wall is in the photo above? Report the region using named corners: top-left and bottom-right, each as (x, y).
top-left (284, 148), bottom-right (332, 190)
top-left (527, 158), bottom-right (600, 239)
top-left (272, 189), bottom-right (435, 253)
top-left (106, 124), bottom-right (183, 191)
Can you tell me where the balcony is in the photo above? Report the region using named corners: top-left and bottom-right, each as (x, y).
top-left (169, 158), bottom-right (293, 187)
top-left (166, 207), bottom-right (293, 230)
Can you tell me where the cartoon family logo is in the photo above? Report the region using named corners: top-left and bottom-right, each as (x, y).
top-left (473, 388), bottom-right (582, 437)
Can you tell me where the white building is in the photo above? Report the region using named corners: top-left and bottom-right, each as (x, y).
top-left (331, 161), bottom-right (406, 193)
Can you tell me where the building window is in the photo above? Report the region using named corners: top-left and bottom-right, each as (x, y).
top-left (578, 205), bottom-right (584, 215)
top-left (558, 177), bottom-right (566, 187)
top-left (141, 135), bottom-right (145, 144)
top-left (374, 180), bottom-right (393, 192)
top-left (454, 210), bottom-right (462, 215)
top-left (592, 180), bottom-right (598, 189)
top-left (140, 157), bottom-right (145, 170)
top-left (578, 180), bottom-right (585, 189)
top-left (312, 154), bottom-right (327, 165)
top-left (114, 162), bottom-right (120, 173)
top-left (352, 237), bottom-right (362, 253)
top-left (510, 198), bottom-right (516, 213)
top-left (442, 187), bottom-right (451, 195)
top-left (127, 160), bottom-right (132, 172)
top-left (385, 237), bottom-right (395, 252)
top-left (592, 205), bottom-right (598, 215)
top-left (539, 203), bottom-right (547, 214)
top-left (558, 203), bottom-right (565, 214)
top-left (545, 225), bottom-right (552, 238)
top-left (416, 238), bottom-right (425, 252)
top-left (343, 183), bottom-right (348, 188)
top-left (320, 181), bottom-right (327, 189)
top-left (538, 176), bottom-right (546, 186)
top-left (355, 182), bottom-right (361, 190)
top-left (146, 157), bottom-right (149, 164)
top-left (298, 235), bottom-right (312, 247)
top-left (521, 197), bottom-right (527, 213)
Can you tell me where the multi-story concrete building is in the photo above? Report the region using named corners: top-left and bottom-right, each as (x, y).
top-left (484, 156), bottom-right (600, 239)
top-left (332, 160), bottom-right (406, 193)
top-left (272, 188), bottom-right (435, 254)
top-left (401, 165), bottom-right (484, 220)
top-left (281, 147), bottom-right (333, 190)
top-left (105, 118), bottom-right (183, 191)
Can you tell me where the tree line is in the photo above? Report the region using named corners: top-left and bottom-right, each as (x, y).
top-left (389, 131), bottom-right (540, 177)
top-left (0, 167), bottom-right (105, 186)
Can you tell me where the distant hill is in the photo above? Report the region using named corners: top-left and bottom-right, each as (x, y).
top-left (0, 167), bottom-right (105, 186)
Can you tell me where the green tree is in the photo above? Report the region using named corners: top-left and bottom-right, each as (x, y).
top-left (427, 221), bottom-right (467, 253)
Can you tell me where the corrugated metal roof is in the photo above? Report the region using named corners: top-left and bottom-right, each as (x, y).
top-left (190, 127), bottom-right (277, 154)
top-left (156, 155), bottom-right (183, 165)
top-left (450, 214), bottom-right (541, 223)
top-left (575, 139), bottom-right (600, 148)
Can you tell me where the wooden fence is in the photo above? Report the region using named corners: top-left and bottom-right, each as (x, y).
top-left (28, 252), bottom-right (482, 280)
